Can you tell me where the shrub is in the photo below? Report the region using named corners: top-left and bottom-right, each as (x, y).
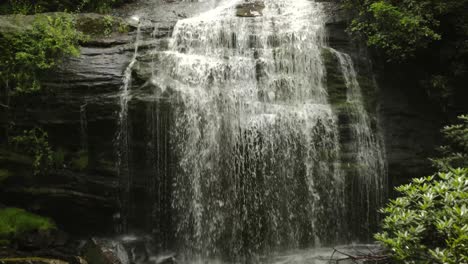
top-left (0, 169), bottom-right (12, 185)
top-left (0, 0), bottom-right (133, 15)
top-left (0, 13), bottom-right (84, 94)
top-left (344, 0), bottom-right (468, 61)
top-left (10, 128), bottom-right (54, 175)
top-left (375, 168), bottom-right (468, 263)
top-left (432, 115), bottom-right (468, 171)
top-left (0, 208), bottom-right (56, 242)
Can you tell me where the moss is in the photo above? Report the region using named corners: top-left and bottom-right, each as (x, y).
top-left (52, 148), bottom-right (66, 168)
top-left (0, 208), bottom-right (56, 242)
top-left (75, 14), bottom-right (129, 37)
top-left (71, 150), bottom-right (88, 171)
top-left (0, 258), bottom-right (68, 264)
top-left (0, 169), bottom-right (11, 184)
top-left (0, 239), bottom-right (10, 247)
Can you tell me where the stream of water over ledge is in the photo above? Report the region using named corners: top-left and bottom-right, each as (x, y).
top-left (114, 0), bottom-right (387, 262)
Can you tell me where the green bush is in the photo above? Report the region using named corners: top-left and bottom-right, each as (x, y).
top-left (10, 128), bottom-right (54, 175)
top-left (432, 115), bottom-right (468, 171)
top-left (0, 169), bottom-right (12, 185)
top-left (0, 0), bottom-right (133, 15)
top-left (0, 208), bottom-right (56, 241)
top-left (375, 168), bottom-right (468, 263)
top-left (344, 0), bottom-right (468, 61)
top-left (0, 14), bottom-right (84, 94)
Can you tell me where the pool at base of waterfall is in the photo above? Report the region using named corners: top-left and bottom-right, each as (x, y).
top-left (88, 235), bottom-right (386, 264)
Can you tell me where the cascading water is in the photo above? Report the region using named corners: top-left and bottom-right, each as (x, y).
top-left (116, 0), bottom-right (387, 262)
top-left (116, 19), bottom-right (142, 233)
top-left (80, 100), bottom-right (89, 152)
top-left (328, 49), bottom-right (387, 235)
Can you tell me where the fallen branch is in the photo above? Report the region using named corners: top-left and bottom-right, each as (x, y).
top-left (329, 248), bottom-right (391, 263)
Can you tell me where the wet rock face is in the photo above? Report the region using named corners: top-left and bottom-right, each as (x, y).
top-left (322, 2), bottom-right (443, 189)
top-left (236, 1), bottom-right (265, 17)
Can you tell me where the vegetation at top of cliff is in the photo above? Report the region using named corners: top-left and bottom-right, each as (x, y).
top-left (0, 13), bottom-right (84, 94)
top-left (0, 0), bottom-right (133, 15)
top-left (344, 0), bottom-right (468, 110)
top-left (344, 0), bottom-right (468, 60)
top-left (0, 208), bottom-right (56, 245)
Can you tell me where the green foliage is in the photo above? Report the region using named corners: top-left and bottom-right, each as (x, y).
top-left (0, 14), bottom-right (84, 94)
top-left (0, 0), bottom-right (133, 15)
top-left (10, 128), bottom-right (53, 175)
top-left (375, 168), bottom-right (468, 263)
top-left (71, 150), bottom-right (89, 171)
top-left (432, 115), bottom-right (468, 171)
top-left (344, 0), bottom-right (468, 110)
top-left (0, 208), bottom-right (55, 242)
top-left (102, 15), bottom-right (114, 36)
top-left (345, 0), bottom-right (467, 61)
top-left (348, 0), bottom-right (439, 61)
top-left (0, 169), bottom-right (12, 185)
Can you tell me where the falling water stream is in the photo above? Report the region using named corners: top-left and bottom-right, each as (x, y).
top-left (117, 19), bottom-right (142, 233)
top-left (114, 0), bottom-right (387, 262)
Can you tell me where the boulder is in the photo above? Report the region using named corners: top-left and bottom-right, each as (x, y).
top-left (82, 239), bottom-right (128, 264)
top-left (16, 230), bottom-right (68, 251)
top-left (0, 258), bottom-right (69, 264)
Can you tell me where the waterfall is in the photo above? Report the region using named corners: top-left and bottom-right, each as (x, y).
top-left (116, 20), bottom-right (142, 233)
top-left (152, 0), bottom-right (344, 258)
top-left (328, 48), bottom-right (387, 237)
top-left (115, 0), bottom-right (387, 261)
top-left (80, 99), bottom-right (88, 152)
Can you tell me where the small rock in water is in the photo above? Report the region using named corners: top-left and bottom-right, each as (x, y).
top-left (236, 1), bottom-right (265, 17)
top-left (82, 238), bottom-right (129, 264)
top-left (156, 255), bottom-right (176, 264)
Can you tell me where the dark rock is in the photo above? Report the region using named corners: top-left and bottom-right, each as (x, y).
top-left (236, 1), bottom-right (265, 17)
top-left (17, 230), bottom-right (68, 251)
top-left (322, 1), bottom-right (444, 191)
top-left (0, 258), bottom-right (69, 264)
top-left (82, 239), bottom-right (128, 264)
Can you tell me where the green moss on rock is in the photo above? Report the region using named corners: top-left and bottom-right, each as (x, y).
top-left (71, 150), bottom-right (89, 171)
top-left (75, 14), bottom-right (129, 37)
top-left (0, 258), bottom-right (68, 264)
top-left (0, 208), bottom-right (56, 242)
top-left (0, 169), bottom-right (11, 184)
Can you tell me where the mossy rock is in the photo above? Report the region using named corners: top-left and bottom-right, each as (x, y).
top-left (0, 208), bottom-right (56, 243)
top-left (0, 258), bottom-right (68, 264)
top-left (0, 169), bottom-right (11, 185)
top-left (71, 150), bottom-right (89, 171)
top-left (75, 13), bottom-right (129, 37)
top-left (0, 13), bottom-right (130, 37)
